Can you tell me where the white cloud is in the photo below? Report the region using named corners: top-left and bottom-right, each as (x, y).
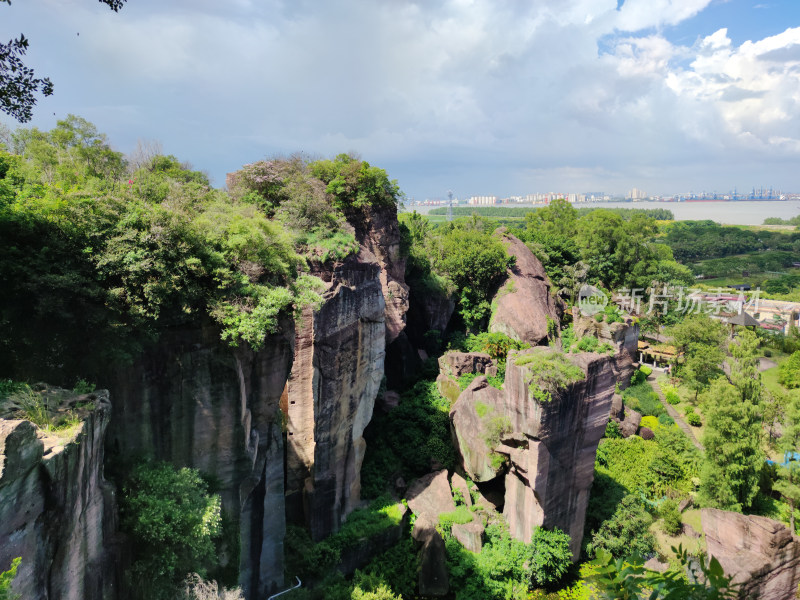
top-left (3, 0), bottom-right (800, 195)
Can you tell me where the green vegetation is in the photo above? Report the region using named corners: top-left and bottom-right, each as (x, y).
top-left (587, 495), bottom-right (656, 559)
top-left (659, 499), bottom-right (683, 536)
top-left (664, 220), bottom-right (800, 261)
top-left (120, 461), bottom-right (223, 600)
top-left (360, 379), bottom-right (455, 497)
top-left (445, 523), bottom-right (573, 599)
top-left (514, 350), bottom-right (585, 403)
top-left (0, 557), bottom-right (20, 600)
top-left (621, 380), bottom-right (664, 417)
top-left (588, 545), bottom-right (738, 600)
top-left (285, 496), bottom-right (405, 580)
top-left (779, 351), bottom-right (800, 388)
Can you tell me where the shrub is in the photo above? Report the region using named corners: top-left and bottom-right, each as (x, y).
top-left (464, 331), bottom-right (529, 360)
top-left (587, 495), bottom-right (656, 559)
top-left (640, 416), bottom-right (659, 432)
top-left (622, 381), bottom-right (664, 417)
top-left (438, 506), bottom-right (474, 536)
top-left (121, 462), bottom-right (222, 600)
top-left (659, 499), bottom-right (683, 536)
top-left (657, 413), bottom-right (675, 427)
top-left (665, 388), bottom-right (681, 405)
top-left (686, 412), bottom-right (702, 427)
top-left (639, 365), bottom-right (653, 377)
top-left (0, 557), bottom-right (21, 600)
top-left (515, 351), bottom-right (585, 403)
top-left (779, 351), bottom-right (800, 389)
top-left (529, 527), bottom-right (573, 587)
top-left (604, 420), bottom-right (623, 439)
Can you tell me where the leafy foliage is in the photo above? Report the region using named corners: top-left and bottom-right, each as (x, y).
top-left (779, 351), bottom-right (800, 389)
top-left (0, 557), bottom-right (20, 600)
top-left (360, 379), bottom-right (455, 497)
top-left (514, 350), bottom-right (585, 403)
top-left (120, 462), bottom-right (222, 600)
top-left (587, 495), bottom-right (656, 559)
top-left (699, 378), bottom-right (763, 512)
top-left (445, 523), bottom-right (572, 599)
top-left (588, 544), bottom-right (738, 599)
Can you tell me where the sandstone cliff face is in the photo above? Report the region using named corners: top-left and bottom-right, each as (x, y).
top-left (449, 326), bottom-right (637, 558)
top-left (284, 258), bottom-right (386, 540)
top-left (105, 324), bottom-right (294, 598)
top-left (703, 508), bottom-right (800, 600)
top-left (489, 231), bottom-right (563, 346)
top-left (0, 390), bottom-right (115, 600)
top-left (353, 204), bottom-right (409, 345)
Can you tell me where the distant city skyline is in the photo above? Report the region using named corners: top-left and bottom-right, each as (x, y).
top-left (4, 0), bottom-right (800, 198)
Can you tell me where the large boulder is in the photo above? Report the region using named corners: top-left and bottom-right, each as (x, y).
top-left (619, 407), bottom-right (642, 438)
top-left (702, 508), bottom-right (800, 600)
top-left (452, 521), bottom-right (484, 553)
top-left (407, 470), bottom-right (456, 520)
top-left (488, 230), bottom-right (563, 345)
top-left (437, 351), bottom-right (497, 405)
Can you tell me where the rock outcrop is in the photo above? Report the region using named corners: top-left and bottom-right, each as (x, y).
top-left (436, 351), bottom-right (497, 405)
top-left (353, 204), bottom-right (409, 344)
top-left (489, 231), bottom-right (563, 346)
top-left (105, 323), bottom-right (294, 598)
top-left (407, 470), bottom-right (454, 597)
top-left (449, 330), bottom-right (637, 558)
top-left (1, 389), bottom-right (115, 600)
top-left (702, 508), bottom-right (800, 600)
top-left (284, 257), bottom-right (386, 541)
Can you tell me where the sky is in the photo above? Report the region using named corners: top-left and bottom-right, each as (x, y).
top-left (4, 0), bottom-right (800, 199)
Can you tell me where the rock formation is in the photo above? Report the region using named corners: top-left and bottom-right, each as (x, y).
top-left (436, 351), bottom-right (498, 405)
top-left (105, 323), bottom-right (294, 598)
top-left (450, 327), bottom-right (637, 558)
top-left (1, 388), bottom-right (115, 600)
top-left (489, 231), bottom-right (563, 345)
top-left (284, 257), bottom-right (386, 540)
top-left (702, 508), bottom-right (800, 600)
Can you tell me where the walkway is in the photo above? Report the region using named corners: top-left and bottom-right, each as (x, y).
top-left (647, 373), bottom-right (703, 451)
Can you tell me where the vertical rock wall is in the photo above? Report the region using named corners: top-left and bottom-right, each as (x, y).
top-left (450, 323), bottom-right (638, 558)
top-left (0, 391), bottom-right (115, 600)
top-left (284, 259), bottom-right (386, 540)
top-left (104, 323), bottom-right (294, 598)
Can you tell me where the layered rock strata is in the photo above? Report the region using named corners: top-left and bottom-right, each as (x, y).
top-left (450, 326), bottom-right (637, 557)
top-left (0, 389), bottom-right (115, 600)
top-left (105, 324), bottom-right (294, 598)
top-left (284, 257), bottom-right (387, 541)
top-left (703, 508), bottom-right (800, 600)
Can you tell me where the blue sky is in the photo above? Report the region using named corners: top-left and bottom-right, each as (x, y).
top-left (3, 0), bottom-right (800, 199)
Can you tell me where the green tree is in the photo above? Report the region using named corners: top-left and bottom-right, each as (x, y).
top-left (0, 557), bottom-right (20, 600)
top-left (667, 314), bottom-right (727, 400)
top-left (779, 351), bottom-right (800, 389)
top-left (774, 463), bottom-right (800, 532)
top-left (427, 224), bottom-right (510, 329)
top-left (699, 378), bottom-right (763, 511)
top-left (121, 462), bottom-right (222, 600)
top-left (528, 527), bottom-right (572, 587)
top-left (588, 494), bottom-right (656, 559)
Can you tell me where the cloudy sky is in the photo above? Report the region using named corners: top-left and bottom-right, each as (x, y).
top-left (4, 0), bottom-right (800, 199)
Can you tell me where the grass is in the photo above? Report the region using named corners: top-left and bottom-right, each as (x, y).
top-left (514, 350), bottom-right (585, 403)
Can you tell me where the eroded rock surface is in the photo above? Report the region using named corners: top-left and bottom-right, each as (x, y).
top-left (1, 390), bottom-right (114, 600)
top-left (703, 508), bottom-right (800, 600)
top-left (285, 257), bottom-right (386, 541)
top-left (489, 231), bottom-right (563, 345)
top-left (106, 324), bottom-right (294, 598)
top-left (450, 329), bottom-right (637, 558)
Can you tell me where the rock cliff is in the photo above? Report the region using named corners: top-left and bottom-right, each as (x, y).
top-left (0, 388), bottom-right (115, 600)
top-left (105, 323), bottom-right (294, 598)
top-left (284, 257), bottom-right (386, 540)
top-left (450, 327), bottom-right (637, 557)
top-left (703, 508), bottom-right (800, 600)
